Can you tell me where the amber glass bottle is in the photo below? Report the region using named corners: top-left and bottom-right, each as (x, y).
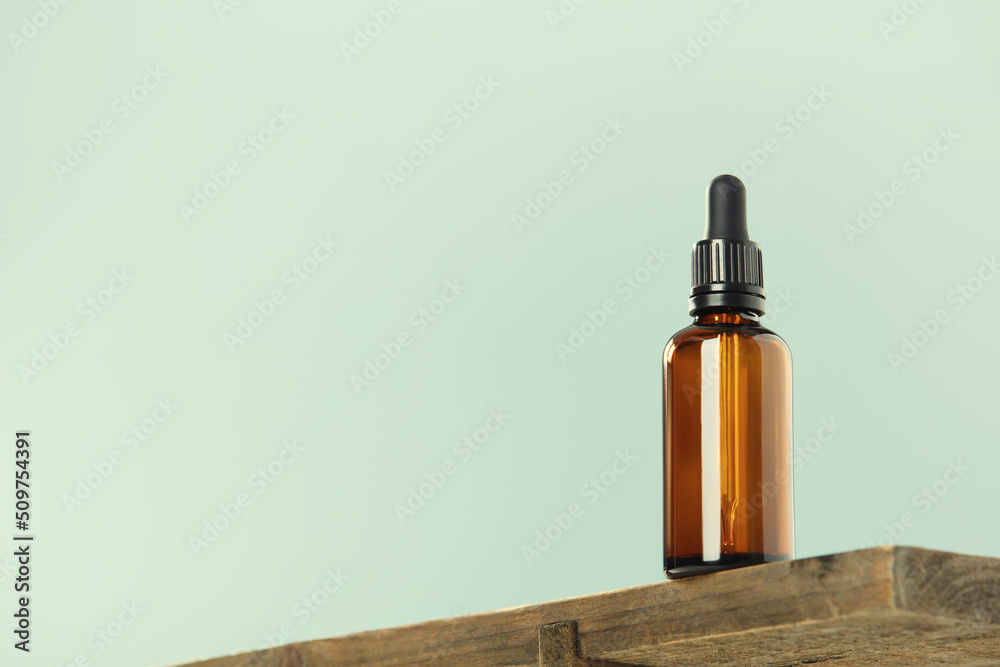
top-left (663, 175), bottom-right (794, 579)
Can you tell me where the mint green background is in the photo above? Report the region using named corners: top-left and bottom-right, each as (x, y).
top-left (2, 1), bottom-right (999, 665)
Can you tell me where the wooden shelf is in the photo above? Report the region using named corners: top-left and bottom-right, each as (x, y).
top-left (181, 546), bottom-right (1000, 666)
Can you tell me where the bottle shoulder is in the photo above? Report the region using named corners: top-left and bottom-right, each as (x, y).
top-left (664, 322), bottom-right (791, 358)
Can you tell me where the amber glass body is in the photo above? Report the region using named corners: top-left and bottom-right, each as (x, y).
top-left (663, 307), bottom-right (794, 579)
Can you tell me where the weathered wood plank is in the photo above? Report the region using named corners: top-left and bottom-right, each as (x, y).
top-left (596, 611), bottom-right (1000, 666)
top-left (537, 621), bottom-right (636, 667)
top-left (894, 546), bottom-right (1000, 625)
top-left (175, 546), bottom-right (1000, 667)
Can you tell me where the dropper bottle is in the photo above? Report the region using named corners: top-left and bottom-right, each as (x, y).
top-left (662, 174), bottom-right (794, 579)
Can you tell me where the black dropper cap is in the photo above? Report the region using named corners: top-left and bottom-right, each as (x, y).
top-left (688, 175), bottom-right (766, 316)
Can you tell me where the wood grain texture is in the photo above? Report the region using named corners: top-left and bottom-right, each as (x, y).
top-left (173, 546), bottom-right (1000, 667)
top-left (538, 621), bottom-right (642, 667)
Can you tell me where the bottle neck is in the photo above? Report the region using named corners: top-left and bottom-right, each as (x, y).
top-left (693, 307), bottom-right (760, 326)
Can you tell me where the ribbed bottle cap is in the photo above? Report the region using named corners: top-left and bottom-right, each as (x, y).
top-left (688, 175), bottom-right (766, 316)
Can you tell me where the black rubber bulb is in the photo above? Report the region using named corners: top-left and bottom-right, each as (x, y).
top-left (705, 174), bottom-right (749, 240)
